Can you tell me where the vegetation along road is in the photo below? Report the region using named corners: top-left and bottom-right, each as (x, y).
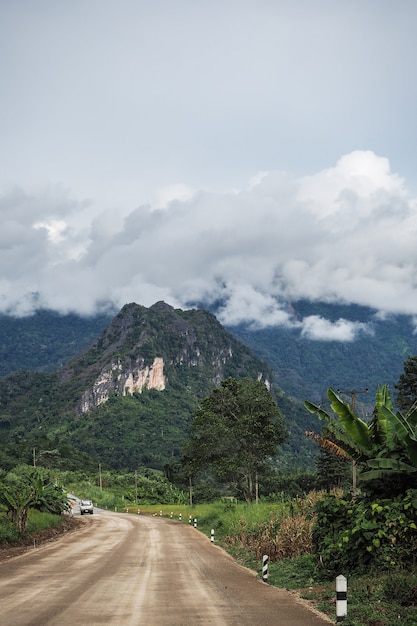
top-left (0, 509), bottom-right (331, 625)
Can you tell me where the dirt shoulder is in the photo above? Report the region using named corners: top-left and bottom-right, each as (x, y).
top-left (0, 514), bottom-right (89, 563)
top-left (0, 513), bottom-right (332, 623)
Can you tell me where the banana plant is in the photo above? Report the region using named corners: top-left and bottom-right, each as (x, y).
top-left (305, 385), bottom-right (417, 487)
top-left (360, 399), bottom-right (417, 481)
top-left (304, 388), bottom-right (375, 461)
top-left (0, 467), bottom-right (68, 533)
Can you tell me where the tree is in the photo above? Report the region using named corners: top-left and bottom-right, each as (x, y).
top-left (182, 377), bottom-right (287, 503)
top-left (395, 355), bottom-right (417, 412)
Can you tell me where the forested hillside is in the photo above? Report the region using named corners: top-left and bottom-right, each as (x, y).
top-left (0, 302), bottom-right (315, 472)
top-left (229, 301), bottom-right (416, 405)
top-left (0, 309), bottom-right (113, 377)
top-left (0, 300), bottom-right (414, 474)
top-left (0, 301), bottom-right (414, 406)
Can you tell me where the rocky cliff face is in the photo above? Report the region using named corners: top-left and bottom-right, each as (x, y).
top-left (80, 356), bottom-right (166, 413)
top-left (65, 301), bottom-right (271, 414)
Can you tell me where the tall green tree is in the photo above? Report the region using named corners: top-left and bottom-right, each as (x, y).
top-left (182, 377), bottom-right (287, 503)
top-left (395, 355), bottom-right (417, 412)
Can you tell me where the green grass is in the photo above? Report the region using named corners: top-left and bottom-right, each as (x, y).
top-left (26, 510), bottom-right (63, 533)
top-left (0, 509), bottom-right (63, 542)
top-left (122, 500), bottom-right (285, 542)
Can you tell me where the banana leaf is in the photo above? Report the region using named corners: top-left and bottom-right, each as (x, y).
top-left (327, 388), bottom-right (372, 453)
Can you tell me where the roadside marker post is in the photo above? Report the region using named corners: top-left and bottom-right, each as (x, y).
top-left (211, 529), bottom-right (214, 543)
top-left (262, 555), bottom-right (269, 583)
top-left (194, 518), bottom-right (197, 528)
top-left (336, 575), bottom-right (347, 622)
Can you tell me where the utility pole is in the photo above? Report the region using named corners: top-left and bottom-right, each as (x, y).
top-left (337, 388), bottom-right (369, 491)
top-left (189, 475), bottom-right (193, 507)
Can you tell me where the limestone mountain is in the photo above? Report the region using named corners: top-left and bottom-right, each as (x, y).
top-left (61, 301), bottom-right (271, 413)
top-left (0, 301), bottom-right (284, 472)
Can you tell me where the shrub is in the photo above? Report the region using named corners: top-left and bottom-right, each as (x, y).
top-left (0, 515), bottom-right (20, 543)
top-left (313, 489), bottom-right (417, 576)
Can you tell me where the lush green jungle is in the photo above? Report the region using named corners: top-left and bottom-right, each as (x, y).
top-left (0, 301), bottom-right (415, 475)
top-left (0, 303), bottom-right (320, 474)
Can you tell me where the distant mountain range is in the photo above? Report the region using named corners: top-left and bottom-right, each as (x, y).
top-left (229, 300), bottom-right (417, 407)
top-left (1, 302), bottom-right (314, 472)
top-left (0, 300), bottom-right (414, 473)
top-left (1, 300), bottom-right (414, 403)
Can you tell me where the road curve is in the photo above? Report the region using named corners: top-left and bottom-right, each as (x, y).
top-left (0, 510), bottom-right (331, 625)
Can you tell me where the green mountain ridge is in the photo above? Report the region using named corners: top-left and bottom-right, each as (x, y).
top-left (0, 300), bottom-right (414, 473)
top-left (230, 301), bottom-right (416, 406)
top-left (0, 302), bottom-right (315, 472)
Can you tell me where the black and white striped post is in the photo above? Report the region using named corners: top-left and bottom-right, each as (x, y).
top-left (189, 515), bottom-right (192, 524)
top-left (336, 575), bottom-right (347, 622)
top-left (179, 513), bottom-right (182, 521)
top-left (194, 518), bottom-right (197, 528)
top-left (211, 529), bottom-right (214, 543)
top-left (262, 555), bottom-right (269, 583)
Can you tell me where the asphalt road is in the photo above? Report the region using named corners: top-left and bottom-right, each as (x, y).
top-left (0, 509), bottom-right (332, 625)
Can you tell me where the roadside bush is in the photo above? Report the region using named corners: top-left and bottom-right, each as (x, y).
top-left (313, 489), bottom-right (417, 576)
top-left (0, 515), bottom-right (20, 543)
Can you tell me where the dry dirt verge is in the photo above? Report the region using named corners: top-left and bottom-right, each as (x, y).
top-left (0, 514), bottom-right (91, 563)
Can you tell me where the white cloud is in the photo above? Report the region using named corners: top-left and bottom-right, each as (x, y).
top-left (33, 220), bottom-right (67, 244)
top-left (216, 285), bottom-right (296, 329)
top-left (1, 150), bottom-right (417, 341)
top-left (300, 316), bottom-right (372, 342)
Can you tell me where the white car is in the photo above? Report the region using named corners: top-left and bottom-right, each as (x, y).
top-left (80, 499), bottom-right (94, 515)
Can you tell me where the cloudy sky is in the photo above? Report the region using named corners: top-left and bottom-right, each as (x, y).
top-left (1, 0), bottom-right (417, 339)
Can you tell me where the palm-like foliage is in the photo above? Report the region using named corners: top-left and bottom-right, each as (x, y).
top-left (0, 466), bottom-right (68, 533)
top-left (305, 385), bottom-right (417, 494)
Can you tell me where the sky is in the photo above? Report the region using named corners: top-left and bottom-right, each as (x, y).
top-left (1, 0), bottom-right (417, 340)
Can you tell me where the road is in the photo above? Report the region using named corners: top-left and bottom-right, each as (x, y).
top-left (0, 509), bottom-right (332, 625)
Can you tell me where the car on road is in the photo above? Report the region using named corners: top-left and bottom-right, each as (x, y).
top-left (80, 499), bottom-right (94, 515)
